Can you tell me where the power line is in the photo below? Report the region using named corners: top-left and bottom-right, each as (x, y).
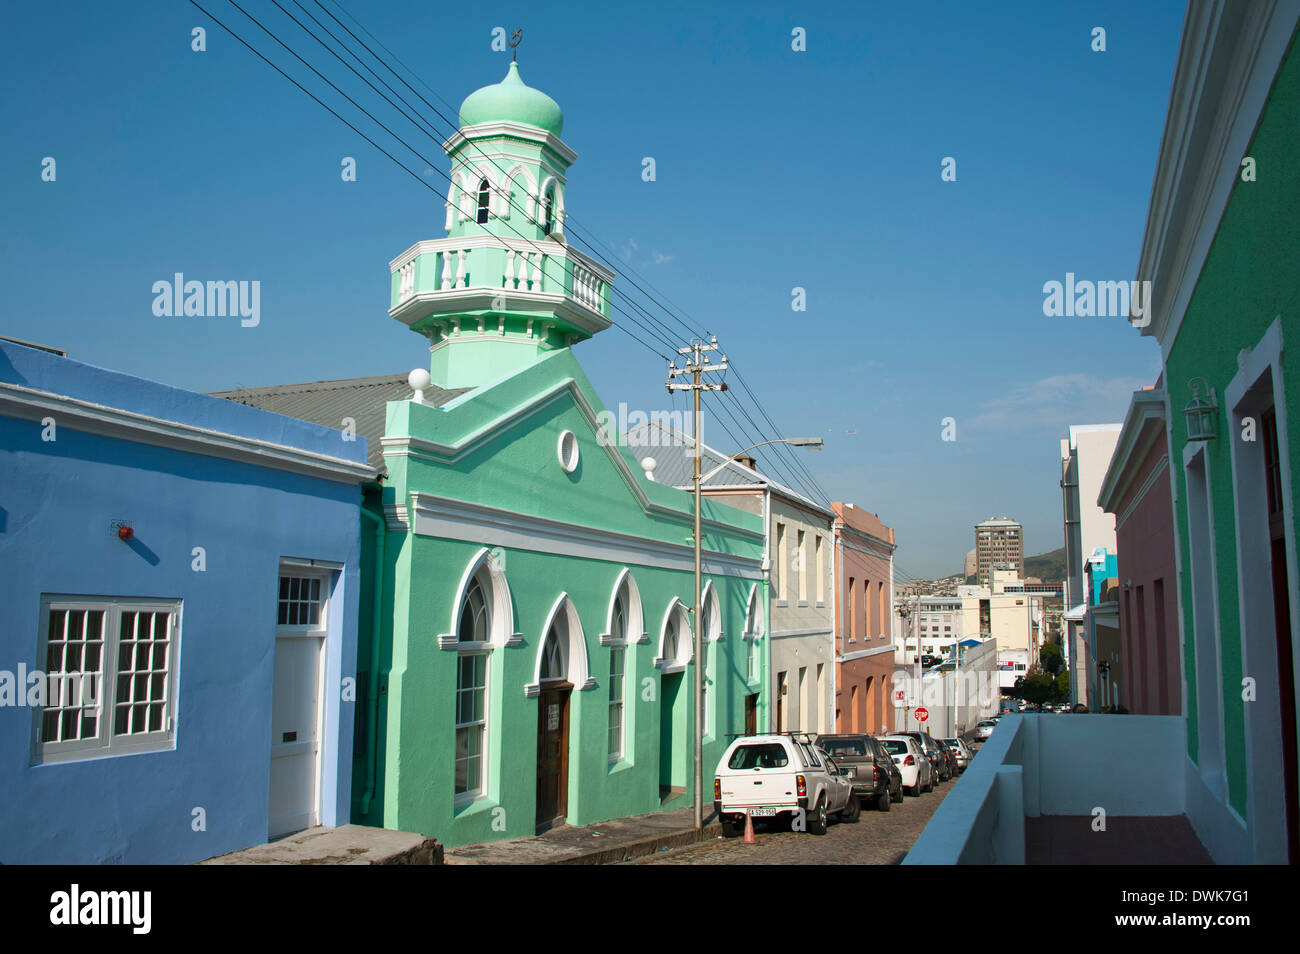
top-left (200, 0), bottom-right (831, 504)
top-left (315, 0), bottom-right (831, 500)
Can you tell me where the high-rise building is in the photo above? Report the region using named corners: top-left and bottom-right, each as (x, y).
top-left (974, 517), bottom-right (1024, 586)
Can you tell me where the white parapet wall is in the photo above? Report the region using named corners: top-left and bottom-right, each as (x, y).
top-left (903, 713), bottom-right (1187, 864)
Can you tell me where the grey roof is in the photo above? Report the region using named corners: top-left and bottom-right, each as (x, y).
top-left (624, 420), bottom-right (828, 514)
top-left (211, 374), bottom-right (469, 474)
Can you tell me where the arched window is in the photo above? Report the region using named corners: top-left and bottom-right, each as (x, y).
top-left (453, 563), bottom-right (495, 801)
top-left (477, 178), bottom-right (490, 224)
top-left (458, 569), bottom-right (491, 643)
top-left (605, 571), bottom-right (643, 762)
top-left (527, 595), bottom-right (591, 698)
top-left (540, 612), bottom-right (569, 682)
top-left (658, 600), bottom-right (692, 672)
top-left (700, 582), bottom-right (722, 642)
top-left (542, 191), bottom-right (554, 236)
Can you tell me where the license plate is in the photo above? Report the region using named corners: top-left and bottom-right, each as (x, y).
top-left (748, 807), bottom-right (776, 817)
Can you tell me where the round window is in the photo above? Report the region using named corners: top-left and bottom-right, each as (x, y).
top-left (557, 430), bottom-right (579, 473)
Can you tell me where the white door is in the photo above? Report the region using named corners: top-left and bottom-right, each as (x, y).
top-left (269, 633), bottom-right (325, 838)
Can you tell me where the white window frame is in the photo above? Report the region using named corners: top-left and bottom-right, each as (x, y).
top-left (32, 595), bottom-right (181, 765)
top-left (454, 650), bottom-right (489, 806)
top-left (608, 643), bottom-right (626, 764)
top-left (276, 569), bottom-right (330, 635)
top-left (742, 585), bottom-right (763, 685)
top-left (446, 549), bottom-right (514, 807)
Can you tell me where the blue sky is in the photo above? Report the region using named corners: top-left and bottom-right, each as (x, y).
top-left (1, 0), bottom-right (1184, 578)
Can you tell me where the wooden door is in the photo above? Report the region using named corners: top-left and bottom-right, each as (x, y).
top-left (744, 693), bottom-right (758, 735)
top-left (536, 683), bottom-right (571, 832)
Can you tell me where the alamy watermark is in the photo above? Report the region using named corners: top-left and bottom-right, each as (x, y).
top-left (1042, 272), bottom-right (1151, 327)
top-left (594, 403), bottom-right (689, 449)
top-left (0, 665), bottom-right (98, 708)
top-left (152, 273), bottom-right (260, 327)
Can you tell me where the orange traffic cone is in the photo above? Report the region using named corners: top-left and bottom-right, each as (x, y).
top-left (743, 813), bottom-right (756, 844)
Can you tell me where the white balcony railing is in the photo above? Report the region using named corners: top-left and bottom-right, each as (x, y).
top-left (903, 713), bottom-right (1187, 864)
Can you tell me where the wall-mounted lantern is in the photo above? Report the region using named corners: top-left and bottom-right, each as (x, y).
top-left (1184, 377), bottom-right (1219, 441)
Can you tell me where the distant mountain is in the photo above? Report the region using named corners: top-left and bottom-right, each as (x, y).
top-left (1024, 547), bottom-right (1066, 582)
top-left (959, 546), bottom-right (1067, 584)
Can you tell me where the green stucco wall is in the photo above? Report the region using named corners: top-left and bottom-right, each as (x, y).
top-left (352, 346), bottom-right (766, 847)
top-left (1165, 26), bottom-right (1300, 818)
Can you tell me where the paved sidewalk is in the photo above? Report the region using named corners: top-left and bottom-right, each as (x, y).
top-left (199, 825), bottom-right (442, 865)
top-left (444, 806), bottom-right (719, 865)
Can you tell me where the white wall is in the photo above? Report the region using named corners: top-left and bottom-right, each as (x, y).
top-left (904, 713), bottom-right (1186, 864)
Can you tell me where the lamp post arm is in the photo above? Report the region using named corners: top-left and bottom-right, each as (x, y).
top-left (698, 439), bottom-right (820, 484)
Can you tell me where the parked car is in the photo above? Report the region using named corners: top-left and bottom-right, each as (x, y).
top-left (816, 733), bottom-right (904, 811)
top-left (713, 734), bottom-right (858, 836)
top-left (942, 737), bottom-right (973, 772)
top-left (898, 731), bottom-right (951, 782)
top-left (974, 719), bottom-right (997, 741)
top-left (879, 735), bottom-right (933, 796)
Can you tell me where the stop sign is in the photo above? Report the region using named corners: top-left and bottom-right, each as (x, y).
top-left (915, 707), bottom-right (929, 722)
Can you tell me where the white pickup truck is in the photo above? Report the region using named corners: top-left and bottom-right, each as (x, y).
top-left (713, 733), bottom-right (858, 836)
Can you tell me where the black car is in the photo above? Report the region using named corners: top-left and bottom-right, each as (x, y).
top-left (815, 733), bottom-right (904, 811)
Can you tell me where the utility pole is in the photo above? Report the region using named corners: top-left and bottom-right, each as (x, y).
top-left (913, 595), bottom-right (921, 730)
top-left (666, 336), bottom-right (727, 831)
top-left (896, 600), bottom-right (913, 731)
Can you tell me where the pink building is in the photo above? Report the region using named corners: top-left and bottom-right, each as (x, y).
top-left (831, 502), bottom-right (897, 733)
top-left (1098, 384), bottom-right (1182, 715)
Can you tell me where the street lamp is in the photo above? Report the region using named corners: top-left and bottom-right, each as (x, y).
top-left (689, 433), bottom-right (824, 831)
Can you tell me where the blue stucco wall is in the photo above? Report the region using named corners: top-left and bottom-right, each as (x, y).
top-left (0, 343), bottom-right (367, 863)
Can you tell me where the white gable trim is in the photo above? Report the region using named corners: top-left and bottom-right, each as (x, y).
top-left (1135, 1), bottom-right (1300, 355)
top-left (383, 376), bottom-right (764, 547)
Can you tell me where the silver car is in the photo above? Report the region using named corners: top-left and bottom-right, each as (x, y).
top-left (942, 737), bottom-right (973, 771)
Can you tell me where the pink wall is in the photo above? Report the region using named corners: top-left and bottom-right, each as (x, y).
top-left (1113, 435), bottom-right (1181, 716)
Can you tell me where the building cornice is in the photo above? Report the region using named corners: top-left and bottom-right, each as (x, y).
top-left (0, 381), bottom-right (375, 484)
top-left (1135, 0), bottom-right (1300, 354)
top-left (389, 289), bottom-right (611, 338)
top-left (443, 120), bottom-right (578, 166)
top-left (1098, 388), bottom-right (1169, 514)
top-left (410, 492), bottom-right (762, 580)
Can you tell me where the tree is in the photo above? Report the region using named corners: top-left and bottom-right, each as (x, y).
top-left (1055, 669), bottom-right (1070, 700)
top-left (1040, 641), bottom-right (1063, 676)
top-left (1020, 673), bottom-right (1055, 709)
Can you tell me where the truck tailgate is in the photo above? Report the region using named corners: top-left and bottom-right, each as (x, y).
top-left (719, 771), bottom-right (800, 809)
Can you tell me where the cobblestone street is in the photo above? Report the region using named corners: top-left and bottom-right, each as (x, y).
top-left (628, 776), bottom-right (957, 865)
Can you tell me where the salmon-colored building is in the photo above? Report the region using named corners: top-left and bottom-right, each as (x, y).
top-left (831, 502), bottom-right (897, 732)
top-left (1098, 383), bottom-right (1182, 716)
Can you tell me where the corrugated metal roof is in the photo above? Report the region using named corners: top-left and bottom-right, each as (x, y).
top-left (211, 374), bottom-right (469, 474)
top-left (624, 420), bottom-right (828, 513)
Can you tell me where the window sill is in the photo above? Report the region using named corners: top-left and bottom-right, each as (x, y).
top-left (33, 737), bottom-right (176, 766)
top-left (452, 793), bottom-right (498, 818)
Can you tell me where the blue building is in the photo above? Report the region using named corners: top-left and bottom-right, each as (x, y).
top-left (0, 340), bottom-right (373, 863)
